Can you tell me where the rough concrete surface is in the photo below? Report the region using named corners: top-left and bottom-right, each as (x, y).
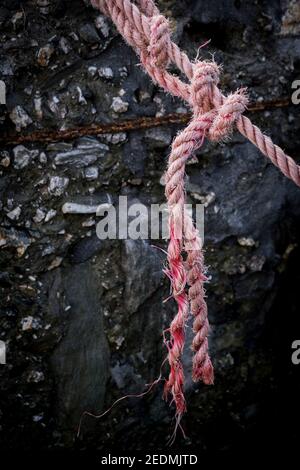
top-left (0, 0), bottom-right (300, 456)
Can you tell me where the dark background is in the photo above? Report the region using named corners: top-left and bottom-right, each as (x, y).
top-left (0, 0), bottom-right (300, 457)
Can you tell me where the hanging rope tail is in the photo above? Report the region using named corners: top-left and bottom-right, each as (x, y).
top-left (90, 0), bottom-right (300, 421)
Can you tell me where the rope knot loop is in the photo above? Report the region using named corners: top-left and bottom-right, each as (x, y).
top-left (208, 88), bottom-right (248, 141)
top-left (191, 61), bottom-right (220, 114)
top-left (149, 14), bottom-right (171, 69)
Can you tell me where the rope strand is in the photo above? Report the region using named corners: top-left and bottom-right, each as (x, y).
top-left (90, 0), bottom-right (300, 422)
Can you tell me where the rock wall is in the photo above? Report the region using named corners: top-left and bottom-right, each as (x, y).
top-left (0, 0), bottom-right (300, 454)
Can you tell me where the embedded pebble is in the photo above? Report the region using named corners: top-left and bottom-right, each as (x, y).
top-left (7, 206), bottom-right (21, 221)
top-left (13, 145), bottom-right (38, 169)
top-left (160, 174), bottom-right (166, 186)
top-left (48, 176), bottom-right (69, 196)
top-left (119, 66), bottom-right (128, 78)
top-left (59, 36), bottom-right (72, 54)
top-left (77, 86), bottom-right (87, 105)
top-left (82, 218), bottom-right (96, 227)
top-left (84, 166), bottom-right (99, 180)
top-left (0, 227), bottom-right (31, 255)
top-left (139, 90), bottom-right (151, 102)
top-left (102, 132), bottom-right (127, 144)
top-left (76, 137), bottom-right (109, 151)
top-left (145, 127), bottom-right (172, 148)
top-left (21, 316), bottom-right (40, 331)
top-left (248, 255), bottom-right (265, 271)
top-left (42, 245), bottom-right (55, 257)
top-left (10, 106), bottom-right (32, 131)
top-left (238, 237), bottom-right (256, 247)
top-left (47, 257), bottom-right (63, 271)
top-left (111, 96), bottom-right (129, 113)
top-left (191, 191), bottom-right (216, 207)
top-left (37, 44), bottom-right (54, 67)
top-left (32, 414), bottom-right (44, 423)
top-left (62, 202), bottom-right (109, 214)
top-left (33, 208), bottom-right (46, 224)
top-left (27, 371), bottom-right (45, 383)
top-left (44, 209), bottom-right (57, 222)
top-left (88, 66), bottom-right (97, 77)
top-left (280, 1), bottom-right (300, 36)
top-left (0, 151), bottom-right (10, 167)
top-left (37, 0), bottom-right (50, 15)
top-left (95, 15), bottom-right (110, 37)
top-left (54, 146), bottom-right (108, 168)
top-left (11, 11), bottom-right (24, 30)
top-left (98, 67), bottom-right (113, 79)
top-left (47, 95), bottom-right (68, 119)
top-left (39, 152), bottom-right (47, 164)
top-left (34, 90), bottom-right (43, 120)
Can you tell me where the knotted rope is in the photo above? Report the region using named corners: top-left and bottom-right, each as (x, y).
top-left (90, 0), bottom-right (300, 422)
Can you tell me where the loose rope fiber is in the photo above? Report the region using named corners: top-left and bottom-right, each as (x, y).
top-left (90, 0), bottom-right (300, 422)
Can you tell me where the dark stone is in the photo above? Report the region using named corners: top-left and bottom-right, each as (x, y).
top-left (122, 131), bottom-right (148, 177)
top-left (122, 239), bottom-right (163, 314)
top-left (68, 234), bottom-right (103, 264)
top-left (50, 263), bottom-right (110, 435)
top-left (78, 23), bottom-right (100, 44)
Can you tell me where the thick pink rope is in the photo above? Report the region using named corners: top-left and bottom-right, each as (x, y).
top-left (91, 0), bottom-right (300, 186)
top-left (90, 0), bottom-right (300, 420)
